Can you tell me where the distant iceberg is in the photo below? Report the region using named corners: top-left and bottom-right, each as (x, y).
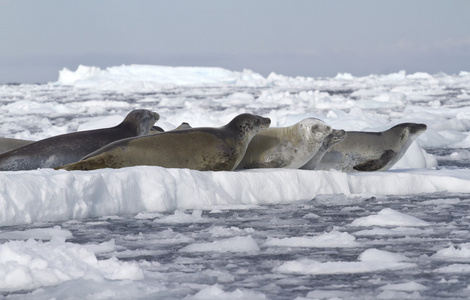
top-left (57, 65), bottom-right (267, 88)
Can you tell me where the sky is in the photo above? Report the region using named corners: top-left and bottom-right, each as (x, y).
top-left (0, 0), bottom-right (469, 84)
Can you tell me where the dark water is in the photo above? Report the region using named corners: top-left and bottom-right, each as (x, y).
top-left (3, 187), bottom-right (470, 299)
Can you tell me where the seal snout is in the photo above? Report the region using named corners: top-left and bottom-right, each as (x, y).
top-left (332, 129), bottom-right (347, 142)
top-left (325, 125), bottom-right (333, 135)
top-left (152, 112), bottom-right (160, 122)
top-left (410, 123), bottom-right (427, 135)
top-left (323, 129), bottom-right (347, 149)
top-left (259, 117), bottom-right (271, 129)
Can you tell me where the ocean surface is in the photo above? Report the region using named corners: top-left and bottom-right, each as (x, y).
top-left (1, 65), bottom-right (470, 299)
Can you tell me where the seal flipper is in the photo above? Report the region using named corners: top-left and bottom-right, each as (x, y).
top-left (353, 149), bottom-right (396, 172)
top-left (149, 126), bottom-right (165, 134)
top-left (243, 159), bottom-right (285, 169)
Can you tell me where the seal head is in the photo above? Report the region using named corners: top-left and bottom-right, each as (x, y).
top-left (237, 117), bottom-right (333, 169)
top-left (300, 129), bottom-right (347, 170)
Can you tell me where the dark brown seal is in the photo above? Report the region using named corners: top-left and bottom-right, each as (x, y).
top-left (0, 109), bottom-right (159, 171)
top-left (59, 113), bottom-right (270, 171)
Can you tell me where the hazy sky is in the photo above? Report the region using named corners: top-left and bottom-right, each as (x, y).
top-left (1, 0), bottom-right (469, 83)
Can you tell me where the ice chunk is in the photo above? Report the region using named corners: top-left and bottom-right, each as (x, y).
top-left (275, 248), bottom-right (414, 275)
top-left (0, 237), bottom-right (143, 292)
top-left (350, 208), bottom-right (430, 227)
top-left (265, 231), bottom-right (360, 248)
top-left (179, 236), bottom-right (260, 253)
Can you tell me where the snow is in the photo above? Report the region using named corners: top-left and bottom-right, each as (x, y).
top-left (0, 226), bottom-right (72, 240)
top-left (2, 167), bottom-right (470, 227)
top-left (1, 64), bottom-right (470, 299)
top-left (435, 264), bottom-right (470, 273)
top-left (0, 237), bottom-right (143, 292)
top-left (433, 243), bottom-right (470, 260)
top-left (188, 284), bottom-right (267, 300)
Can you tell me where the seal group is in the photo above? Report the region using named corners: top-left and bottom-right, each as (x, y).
top-left (0, 110), bottom-right (427, 173)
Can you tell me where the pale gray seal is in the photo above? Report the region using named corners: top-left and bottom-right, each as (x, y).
top-left (58, 113), bottom-right (270, 171)
top-left (300, 129), bottom-right (347, 170)
top-left (236, 118), bottom-right (333, 169)
top-left (0, 138), bottom-right (33, 153)
top-left (315, 123), bottom-right (427, 172)
top-left (0, 109), bottom-right (159, 171)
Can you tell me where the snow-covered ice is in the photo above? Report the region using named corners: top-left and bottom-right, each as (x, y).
top-left (275, 248), bottom-right (416, 275)
top-left (1, 65), bottom-right (470, 299)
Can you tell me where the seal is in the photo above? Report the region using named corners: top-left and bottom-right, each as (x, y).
top-left (0, 137), bottom-right (33, 153)
top-left (0, 118), bottom-right (176, 154)
top-left (0, 109), bottom-right (159, 171)
top-left (314, 123), bottom-right (427, 172)
top-left (300, 129), bottom-right (347, 170)
top-left (58, 113), bottom-right (271, 171)
top-left (236, 118), bottom-right (333, 169)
